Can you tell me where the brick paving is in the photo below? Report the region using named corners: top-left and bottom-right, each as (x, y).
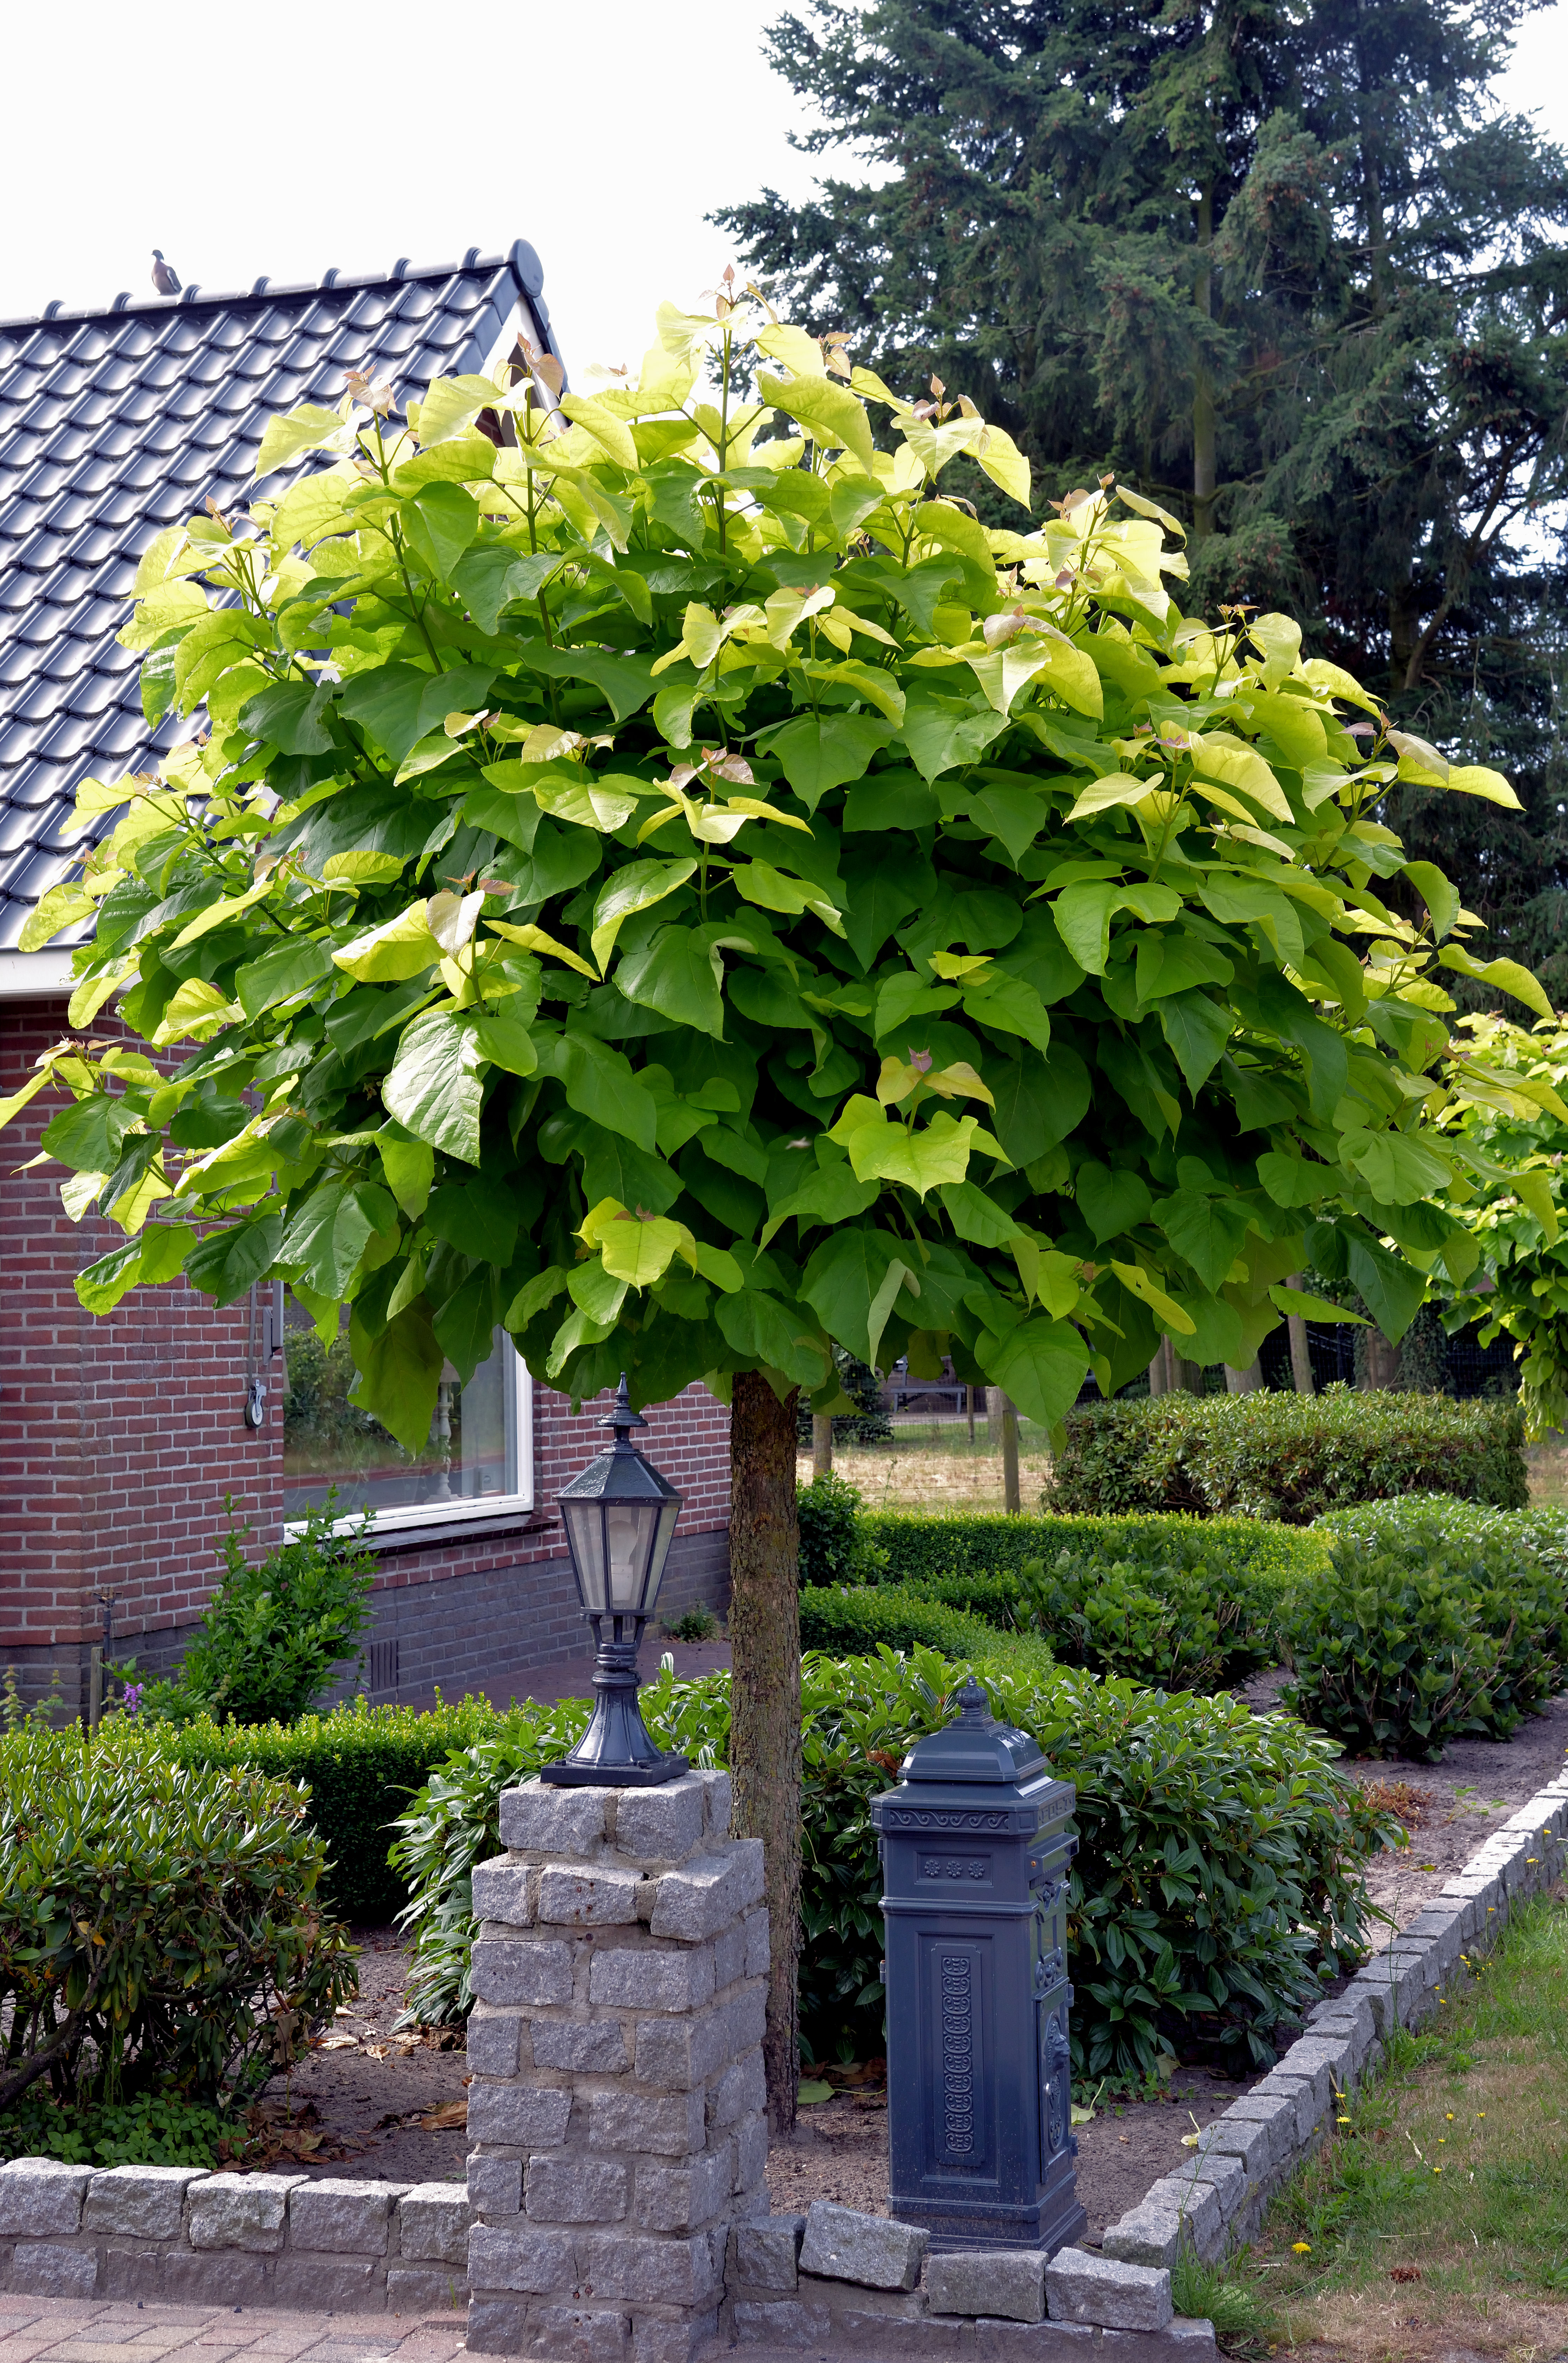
top-left (0, 2299), bottom-right (466, 2363)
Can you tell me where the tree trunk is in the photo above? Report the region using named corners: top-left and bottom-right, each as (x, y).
top-left (986, 1384), bottom-right (1004, 1445)
top-left (811, 1413), bottom-right (833, 1480)
top-left (1000, 1394), bottom-right (1021, 1514)
top-left (727, 1371), bottom-right (802, 2135)
top-left (1285, 1277), bottom-right (1315, 1395)
top-left (1148, 1341), bottom-right (1170, 1395)
top-left (1224, 1361), bottom-right (1261, 1393)
top-left (1192, 182), bottom-right (1217, 542)
top-left (1360, 1332), bottom-right (1401, 1390)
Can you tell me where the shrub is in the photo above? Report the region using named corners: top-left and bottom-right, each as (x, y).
top-left (0, 2092), bottom-right (228, 2169)
top-left (127, 1494), bottom-right (376, 1726)
top-left (1285, 1503), bottom-right (1568, 1758)
top-left (0, 1722), bottom-right (355, 2115)
top-left (864, 1508), bottom-right (1327, 1599)
top-left (795, 1351), bottom-right (892, 1448)
top-left (798, 1584), bottom-right (1013, 1663)
top-left (663, 1606), bottom-right (720, 1644)
top-left (1046, 1388), bottom-right (1526, 1523)
top-left (388, 1650), bottom-right (1391, 2082)
top-left (798, 1473), bottom-right (888, 1588)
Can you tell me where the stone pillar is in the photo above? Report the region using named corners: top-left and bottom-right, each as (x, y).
top-left (464, 1768), bottom-right (769, 2363)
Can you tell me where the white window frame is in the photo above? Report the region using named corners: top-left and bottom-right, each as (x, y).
top-left (283, 1340), bottom-right (534, 1537)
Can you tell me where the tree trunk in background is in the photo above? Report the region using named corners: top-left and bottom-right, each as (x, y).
top-left (811, 1413), bottom-right (833, 1479)
top-left (1285, 1277), bottom-right (1315, 1395)
top-left (986, 1384), bottom-right (1004, 1444)
top-left (1001, 1394), bottom-right (1021, 1514)
top-left (1148, 1340), bottom-right (1170, 1394)
top-left (728, 1372), bottom-right (802, 2134)
top-left (1224, 1362), bottom-right (1262, 1393)
top-left (1361, 1331), bottom-right (1401, 1389)
top-left (1192, 182), bottom-right (1217, 541)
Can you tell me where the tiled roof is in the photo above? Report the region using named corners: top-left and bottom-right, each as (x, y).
top-left (0, 240), bottom-right (562, 950)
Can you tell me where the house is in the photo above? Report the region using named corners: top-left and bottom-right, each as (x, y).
top-left (0, 244), bottom-right (732, 1716)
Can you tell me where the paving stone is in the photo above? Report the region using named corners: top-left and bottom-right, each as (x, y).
top-left (1190, 2109), bottom-right (1287, 2182)
top-left (471, 1858), bottom-right (537, 1928)
top-left (1045, 2248), bottom-right (1172, 2332)
top-left (499, 1785), bottom-right (611, 1857)
top-left (1102, 2169), bottom-right (1223, 2270)
top-left (396, 2186), bottom-right (471, 2266)
top-left (647, 1844), bottom-right (764, 1943)
top-left (633, 2004), bottom-right (732, 2091)
top-left (629, 2304), bottom-right (719, 2363)
top-left (613, 1782), bottom-right (706, 1865)
top-left (467, 2157), bottom-right (524, 2218)
top-left (468, 2225), bottom-right (578, 2296)
top-left (927, 2250), bottom-right (1048, 2322)
top-left (587, 1947), bottom-right (715, 2015)
top-left (728, 2214), bottom-right (804, 2293)
top-left (588, 2089), bottom-right (705, 2160)
top-left (0, 2163), bottom-right (95, 2237)
top-left (797, 2200), bottom-right (928, 2292)
top-left (466, 2084), bottom-right (574, 2148)
top-left (147, 2252), bottom-right (270, 2307)
top-left (743, 1911), bottom-right (769, 1980)
top-left (469, 1939), bottom-right (575, 2009)
top-left (187, 2175), bottom-right (303, 2251)
top-left (285, 2180), bottom-right (402, 2257)
top-left (85, 2170), bottom-right (209, 2242)
top-left (537, 1867), bottom-right (645, 1928)
top-left (530, 2019), bottom-right (629, 2075)
top-left (524, 2157), bottom-right (629, 2226)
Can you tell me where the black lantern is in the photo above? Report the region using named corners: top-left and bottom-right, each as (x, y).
top-left (541, 1376), bottom-right (689, 1787)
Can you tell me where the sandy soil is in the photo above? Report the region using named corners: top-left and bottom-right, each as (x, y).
top-left (799, 1442), bottom-right (1056, 1517)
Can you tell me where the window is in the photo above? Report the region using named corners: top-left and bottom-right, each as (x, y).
top-left (282, 1298), bottom-right (533, 1528)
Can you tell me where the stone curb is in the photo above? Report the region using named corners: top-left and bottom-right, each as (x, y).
top-left (1095, 1777), bottom-right (1568, 2267)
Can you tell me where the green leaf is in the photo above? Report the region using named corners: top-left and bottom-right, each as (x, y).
top-left (254, 402), bottom-right (345, 480)
top-left (763, 713), bottom-right (894, 812)
top-left (542, 1030), bottom-right (659, 1153)
top-left (801, 1228), bottom-right (913, 1368)
top-left (349, 1298), bottom-right (444, 1454)
top-left (183, 1211), bottom-right (284, 1305)
top-left (449, 545), bottom-right (562, 633)
top-left (404, 481), bottom-right (481, 578)
top-left (839, 841), bottom-right (937, 969)
top-left (384, 1009), bottom-right (485, 1165)
top-left (281, 1179), bottom-right (397, 1297)
top-left (41, 1092), bottom-right (141, 1174)
top-left (471, 1001), bottom-right (539, 1077)
top-left (842, 769), bottom-right (943, 833)
top-left (1343, 1128), bottom-right (1452, 1205)
top-left (615, 924), bottom-right (725, 1038)
top-left (592, 859), bottom-right (697, 970)
top-left (19, 883), bottom-right (93, 952)
top-left (523, 644), bottom-right (658, 725)
top-left (760, 1160), bottom-right (880, 1248)
top-left (333, 902), bottom-right (442, 984)
top-left (982, 1316), bottom-right (1090, 1427)
top-left (1438, 944), bottom-right (1553, 1021)
top-left (715, 1289), bottom-right (824, 1387)
top-left (988, 1047), bottom-right (1089, 1161)
top-left (378, 1126), bottom-right (435, 1220)
top-left (1344, 1231), bottom-right (1427, 1342)
top-left (963, 971), bottom-right (1051, 1054)
top-left (234, 937), bottom-right (335, 1022)
top-left (1158, 992), bottom-right (1233, 1095)
top-left (1152, 1188), bottom-right (1252, 1292)
top-left (897, 693), bottom-right (1009, 782)
top-left (1075, 1163), bottom-right (1153, 1246)
top-left (831, 1103), bottom-right (983, 1196)
top-left (75, 1223), bottom-right (195, 1315)
top-left (938, 1180), bottom-right (1019, 1248)
top-left (757, 371), bottom-right (877, 474)
top-left (1401, 859), bottom-right (1460, 944)
top-left (1268, 1284), bottom-right (1366, 1324)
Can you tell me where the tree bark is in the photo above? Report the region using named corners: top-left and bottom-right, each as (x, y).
top-left (1192, 182), bottom-right (1217, 542)
top-left (1000, 1394), bottom-right (1021, 1514)
top-left (811, 1413), bottom-right (833, 1480)
top-left (1360, 1331), bottom-right (1401, 1390)
top-left (727, 1371), bottom-right (802, 2135)
top-left (1148, 1341), bottom-right (1170, 1395)
top-left (1285, 1277), bottom-right (1315, 1395)
top-left (986, 1384), bottom-right (1004, 1445)
top-left (1224, 1361), bottom-right (1262, 1393)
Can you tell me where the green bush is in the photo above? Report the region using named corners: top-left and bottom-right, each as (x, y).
top-left (865, 1508), bottom-right (1327, 1597)
top-left (798, 1584), bottom-right (1014, 1663)
top-left (0, 1723), bottom-right (355, 2115)
top-left (798, 1473), bottom-right (888, 1588)
top-left (126, 1494), bottom-right (376, 1726)
top-left (388, 1651), bottom-right (1392, 2082)
top-left (0, 2092), bottom-right (229, 2169)
top-left (166, 1695), bottom-right (505, 1921)
top-left (1283, 1504), bottom-right (1568, 1758)
top-left (1046, 1387), bottom-right (1527, 1523)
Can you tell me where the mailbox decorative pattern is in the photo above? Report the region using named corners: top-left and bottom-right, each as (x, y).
top-left (871, 1679), bottom-right (1088, 2253)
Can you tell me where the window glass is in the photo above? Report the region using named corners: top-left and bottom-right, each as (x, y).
top-left (282, 1299), bottom-right (526, 1523)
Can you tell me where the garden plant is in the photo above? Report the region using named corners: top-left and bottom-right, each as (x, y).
top-left (2, 284), bottom-right (1536, 2115)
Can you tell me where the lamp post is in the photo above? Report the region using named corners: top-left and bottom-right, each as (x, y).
top-left (541, 1375), bottom-right (689, 1788)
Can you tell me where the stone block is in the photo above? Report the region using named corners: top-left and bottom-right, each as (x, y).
top-left (1264, 2047), bottom-right (1335, 2117)
top-left (798, 2199), bottom-right (928, 2291)
top-left (698, 1770), bottom-right (732, 1839)
top-left (734, 2112), bottom-right (770, 2194)
top-left (188, 2172), bottom-right (303, 2251)
top-left (473, 1855), bottom-right (538, 1927)
top-left (539, 1865), bottom-right (646, 1928)
top-left (709, 2050), bottom-right (766, 2131)
top-left (730, 2213), bottom-right (804, 2292)
top-left (928, 2250), bottom-right (1048, 2322)
top-left (744, 1910), bottom-right (770, 1979)
top-left (799, 2273), bottom-right (926, 2321)
top-left (468, 2298), bottom-right (528, 2351)
top-left (1246, 2071), bottom-right (1322, 2145)
top-left (733, 2298), bottom-right (832, 2348)
top-left (632, 2305), bottom-right (720, 2363)
top-left (471, 1937), bottom-right (575, 2008)
top-left (577, 2230), bottom-right (717, 2307)
top-left (470, 2222), bottom-right (579, 2295)
top-left (286, 2177), bottom-right (402, 2256)
top-left (1153, 2154), bottom-right (1246, 2227)
top-left (0, 2160), bottom-right (93, 2237)
top-left (615, 1779), bottom-right (707, 1865)
top-left (525, 2156), bottom-right (629, 2225)
top-left (272, 2254), bottom-right (381, 2310)
top-left (84, 2165), bottom-right (209, 2241)
top-left (634, 2146), bottom-right (732, 2234)
top-left (525, 2302), bottom-right (629, 2361)
top-left (468, 2083), bottom-right (574, 2148)
top-left (533, 2017), bottom-right (630, 2074)
top-left (470, 2155), bottom-right (525, 2217)
top-left (1190, 2110), bottom-right (1286, 2182)
top-left (1402, 1905), bottom-right (1465, 1970)
top-left (713, 1920), bottom-right (747, 1992)
top-left (10, 2241), bottom-right (100, 2298)
top-left (1102, 2168), bottom-right (1223, 2271)
top-left (590, 2087), bottom-right (705, 2159)
top-left (634, 2001), bottom-right (732, 2090)
top-left (589, 1944), bottom-right (716, 2014)
top-left (501, 1782), bottom-right (611, 1855)
top-left (1045, 2248), bottom-right (1172, 2333)
top-left (398, 2182), bottom-right (472, 2264)
top-left (157, 2248), bottom-right (271, 2305)
top-left (648, 1841), bottom-right (765, 1942)
top-left (388, 2266), bottom-right (467, 2313)
top-left (467, 2009), bottom-right (524, 2078)
top-left (1279, 2034), bottom-right (1358, 2103)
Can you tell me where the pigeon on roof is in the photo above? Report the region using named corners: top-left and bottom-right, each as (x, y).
top-left (150, 250), bottom-right (182, 296)
top-left (0, 240), bottom-right (562, 951)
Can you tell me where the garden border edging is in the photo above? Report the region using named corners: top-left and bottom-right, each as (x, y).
top-left (1097, 1767), bottom-right (1568, 2272)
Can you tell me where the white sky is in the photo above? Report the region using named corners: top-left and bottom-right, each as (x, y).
top-left (2, 0), bottom-right (1566, 376)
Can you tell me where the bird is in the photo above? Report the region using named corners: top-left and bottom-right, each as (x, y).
top-left (151, 250), bottom-right (181, 296)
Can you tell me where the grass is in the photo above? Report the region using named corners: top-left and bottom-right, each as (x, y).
top-left (1188, 1890), bottom-right (1568, 2359)
top-left (796, 1419), bottom-right (1055, 1515)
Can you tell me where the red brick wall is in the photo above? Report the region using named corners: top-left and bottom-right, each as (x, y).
top-left (1, 998), bottom-right (732, 1709)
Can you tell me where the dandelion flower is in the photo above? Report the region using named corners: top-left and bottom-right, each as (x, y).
top-left (1292, 2242), bottom-right (1312, 2255)
top-left (1337, 2114), bottom-right (1352, 2125)
top-left (1445, 2113), bottom-right (1454, 2122)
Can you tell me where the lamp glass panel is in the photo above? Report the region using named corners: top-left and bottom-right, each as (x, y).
top-left (606, 1501), bottom-right (657, 1613)
top-left (646, 1499), bottom-right (681, 1607)
top-left (562, 1497), bottom-right (610, 1613)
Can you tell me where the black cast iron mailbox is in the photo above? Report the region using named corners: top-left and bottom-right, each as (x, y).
top-left (870, 1676), bottom-right (1087, 2251)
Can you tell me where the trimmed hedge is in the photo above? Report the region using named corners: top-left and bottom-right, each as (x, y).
top-left (798, 1584), bottom-right (1013, 1663)
top-left (864, 1510), bottom-right (1324, 1600)
top-left (1045, 1387), bottom-right (1526, 1523)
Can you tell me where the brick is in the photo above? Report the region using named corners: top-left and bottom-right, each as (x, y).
top-left (648, 1843), bottom-right (764, 1942)
top-left (188, 2173), bottom-right (303, 2251)
top-left (525, 2156), bottom-right (629, 2224)
top-left (613, 1780), bottom-right (706, 1865)
top-left (588, 1945), bottom-right (715, 2014)
top-left (467, 2084), bottom-right (574, 2148)
top-left (0, 2161), bottom-right (94, 2237)
top-left (500, 1784), bottom-right (611, 1857)
top-left (471, 1937), bottom-right (575, 2008)
top-left (927, 2250), bottom-right (1048, 2322)
top-left (472, 1856), bottom-right (537, 1927)
top-left (532, 2018), bottom-right (629, 2074)
top-left (590, 2088), bottom-right (705, 2159)
top-left (1046, 2248), bottom-right (1172, 2332)
top-left (286, 2177), bottom-right (402, 2255)
top-left (84, 2166), bottom-right (209, 2241)
top-left (469, 2156), bottom-right (524, 2218)
top-left (798, 2201), bottom-right (928, 2291)
top-left (538, 1866), bottom-right (646, 1928)
top-left (397, 2183), bottom-right (472, 2265)
top-left (468, 2223), bottom-right (578, 2295)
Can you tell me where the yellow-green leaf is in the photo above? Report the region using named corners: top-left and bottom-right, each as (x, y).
top-left (334, 902), bottom-right (442, 983)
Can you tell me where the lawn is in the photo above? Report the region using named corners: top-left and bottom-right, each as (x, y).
top-left (797, 1418), bottom-right (1054, 1514)
top-left (1190, 1890), bottom-right (1568, 2360)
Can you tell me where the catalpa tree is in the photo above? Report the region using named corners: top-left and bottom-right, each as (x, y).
top-left (6, 284), bottom-right (1542, 2121)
